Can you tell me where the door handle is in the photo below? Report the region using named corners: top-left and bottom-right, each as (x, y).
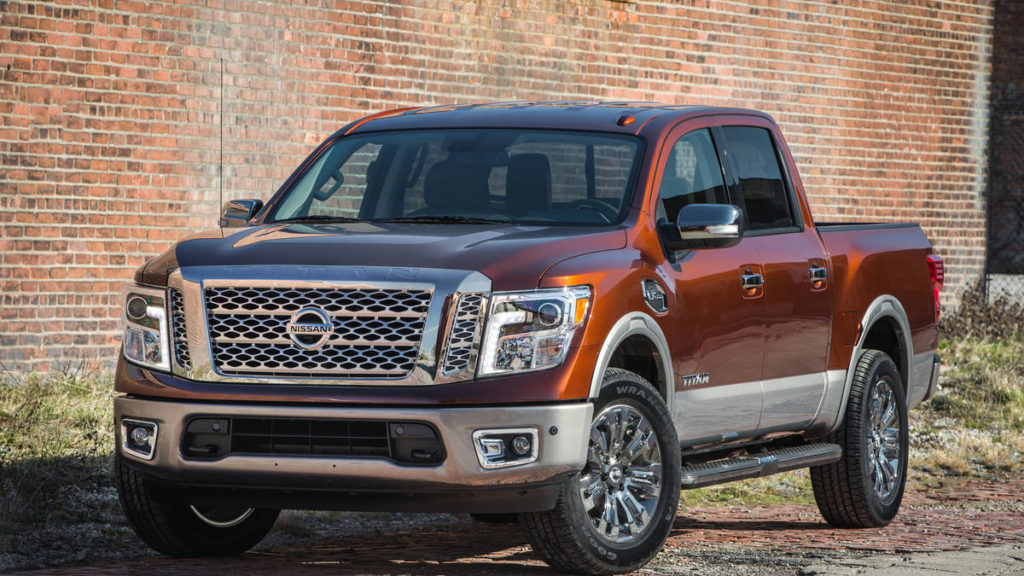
top-left (809, 265), bottom-right (828, 282)
top-left (741, 273), bottom-right (764, 290)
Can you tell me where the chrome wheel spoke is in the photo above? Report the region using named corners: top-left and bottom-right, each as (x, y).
top-left (626, 463), bottom-right (662, 498)
top-left (881, 397), bottom-right (896, 429)
top-left (580, 478), bottom-right (607, 512)
top-left (599, 497), bottom-right (620, 539)
top-left (588, 426), bottom-right (608, 468)
top-left (609, 408), bottom-right (629, 453)
top-left (619, 489), bottom-right (650, 529)
top-left (624, 426), bottom-right (654, 463)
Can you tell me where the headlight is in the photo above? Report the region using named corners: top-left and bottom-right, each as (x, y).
top-left (478, 286), bottom-right (591, 376)
top-left (122, 284), bottom-right (170, 372)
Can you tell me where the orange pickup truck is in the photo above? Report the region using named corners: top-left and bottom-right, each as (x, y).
top-left (115, 102), bottom-right (944, 575)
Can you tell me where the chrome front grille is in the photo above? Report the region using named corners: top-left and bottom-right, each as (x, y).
top-left (170, 289), bottom-right (191, 370)
top-left (205, 286), bottom-right (431, 377)
top-left (208, 314), bottom-right (424, 345)
top-left (441, 293), bottom-right (485, 375)
top-left (206, 287), bottom-right (430, 315)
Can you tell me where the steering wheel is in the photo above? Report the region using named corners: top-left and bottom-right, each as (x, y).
top-left (564, 199), bottom-right (618, 223)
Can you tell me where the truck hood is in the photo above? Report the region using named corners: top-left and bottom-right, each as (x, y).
top-left (139, 222), bottom-right (627, 291)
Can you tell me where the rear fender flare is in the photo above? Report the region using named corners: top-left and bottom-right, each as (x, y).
top-left (829, 294), bottom-right (913, 434)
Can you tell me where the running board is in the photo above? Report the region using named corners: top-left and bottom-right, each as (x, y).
top-left (680, 443), bottom-right (841, 489)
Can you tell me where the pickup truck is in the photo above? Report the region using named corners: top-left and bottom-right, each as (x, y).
top-left (114, 102), bottom-right (944, 575)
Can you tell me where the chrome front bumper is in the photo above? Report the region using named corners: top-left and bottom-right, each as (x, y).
top-left (115, 396), bottom-right (591, 497)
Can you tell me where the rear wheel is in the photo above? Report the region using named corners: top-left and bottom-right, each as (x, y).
top-left (115, 455), bottom-right (279, 557)
top-left (521, 369), bottom-right (680, 575)
top-left (810, 349), bottom-right (909, 527)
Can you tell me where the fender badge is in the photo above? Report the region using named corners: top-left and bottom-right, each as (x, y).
top-left (641, 279), bottom-right (668, 313)
top-left (681, 372), bottom-right (710, 388)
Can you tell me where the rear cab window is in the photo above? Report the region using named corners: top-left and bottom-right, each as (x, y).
top-left (719, 126), bottom-right (800, 233)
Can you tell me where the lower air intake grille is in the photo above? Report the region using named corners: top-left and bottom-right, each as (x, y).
top-left (182, 417), bottom-right (446, 465)
top-left (232, 417), bottom-right (390, 457)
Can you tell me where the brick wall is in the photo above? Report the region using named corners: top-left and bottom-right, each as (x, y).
top-left (0, 0), bottom-right (994, 374)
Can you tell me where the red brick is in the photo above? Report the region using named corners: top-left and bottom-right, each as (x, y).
top-left (0, 0), bottom-right (997, 374)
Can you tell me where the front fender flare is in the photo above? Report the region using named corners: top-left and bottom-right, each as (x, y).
top-left (587, 311), bottom-right (674, 418)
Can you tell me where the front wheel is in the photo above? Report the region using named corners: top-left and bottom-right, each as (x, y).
top-left (810, 349), bottom-right (909, 528)
top-left (115, 455), bottom-right (280, 557)
top-left (521, 369), bottom-right (681, 575)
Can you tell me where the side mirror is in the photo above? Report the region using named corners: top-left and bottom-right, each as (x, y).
top-left (659, 204), bottom-right (745, 251)
top-left (219, 199), bottom-right (263, 228)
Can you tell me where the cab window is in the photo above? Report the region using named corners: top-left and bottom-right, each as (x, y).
top-left (720, 126), bottom-right (795, 231)
top-left (655, 128), bottom-right (729, 224)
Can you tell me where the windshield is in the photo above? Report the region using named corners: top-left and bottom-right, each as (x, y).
top-left (268, 129), bottom-right (642, 225)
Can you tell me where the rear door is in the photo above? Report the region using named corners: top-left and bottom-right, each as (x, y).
top-left (654, 121), bottom-right (765, 447)
top-left (716, 123), bottom-right (832, 435)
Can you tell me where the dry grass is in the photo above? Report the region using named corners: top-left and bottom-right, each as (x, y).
top-left (0, 362), bottom-right (114, 519)
top-left (928, 338), bottom-right (1024, 431)
top-left (0, 362), bottom-right (129, 570)
top-left (682, 470), bottom-right (814, 507)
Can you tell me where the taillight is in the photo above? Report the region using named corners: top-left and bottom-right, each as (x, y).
top-left (926, 254), bottom-right (944, 324)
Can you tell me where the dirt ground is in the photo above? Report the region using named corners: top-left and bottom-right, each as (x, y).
top-left (8, 476), bottom-right (1024, 576)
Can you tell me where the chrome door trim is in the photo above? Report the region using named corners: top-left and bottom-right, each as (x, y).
top-left (809, 265), bottom-right (828, 282)
top-left (741, 273), bottom-right (764, 290)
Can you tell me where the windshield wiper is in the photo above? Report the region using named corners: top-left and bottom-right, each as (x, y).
top-left (271, 215), bottom-right (364, 224)
top-left (375, 215), bottom-right (509, 224)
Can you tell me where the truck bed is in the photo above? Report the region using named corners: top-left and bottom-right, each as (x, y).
top-left (816, 220), bottom-right (938, 405)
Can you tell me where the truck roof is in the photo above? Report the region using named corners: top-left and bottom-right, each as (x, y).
top-left (342, 101), bottom-right (771, 137)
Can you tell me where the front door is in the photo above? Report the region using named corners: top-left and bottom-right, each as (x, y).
top-left (654, 124), bottom-right (765, 447)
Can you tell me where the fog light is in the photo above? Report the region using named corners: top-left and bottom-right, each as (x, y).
top-left (511, 435), bottom-right (532, 457)
top-left (472, 428), bottom-right (538, 469)
top-left (130, 426), bottom-right (150, 448)
top-left (121, 418), bottom-right (158, 461)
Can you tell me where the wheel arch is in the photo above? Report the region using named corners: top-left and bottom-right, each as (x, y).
top-left (588, 312), bottom-right (674, 414)
top-left (829, 294), bottom-right (914, 434)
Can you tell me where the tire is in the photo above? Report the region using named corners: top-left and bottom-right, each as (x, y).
top-left (521, 368), bottom-right (681, 575)
top-left (810, 349), bottom-right (909, 528)
top-left (115, 455), bottom-right (280, 557)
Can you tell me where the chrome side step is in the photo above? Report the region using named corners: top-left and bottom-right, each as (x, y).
top-left (679, 443), bottom-right (841, 489)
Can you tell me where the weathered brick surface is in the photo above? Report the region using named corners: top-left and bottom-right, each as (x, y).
top-left (0, 0), bottom-right (994, 373)
top-left (8, 477), bottom-right (1024, 575)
